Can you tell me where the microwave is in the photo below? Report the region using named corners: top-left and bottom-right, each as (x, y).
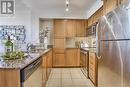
top-left (86, 24), bottom-right (97, 36)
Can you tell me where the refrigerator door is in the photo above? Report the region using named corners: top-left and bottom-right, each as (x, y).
top-left (98, 40), bottom-right (130, 87)
top-left (98, 6), bottom-right (130, 41)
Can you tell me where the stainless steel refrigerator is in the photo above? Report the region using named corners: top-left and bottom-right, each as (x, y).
top-left (96, 1), bottom-right (130, 87)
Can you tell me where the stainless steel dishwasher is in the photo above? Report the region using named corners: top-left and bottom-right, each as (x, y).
top-left (20, 58), bottom-right (42, 87)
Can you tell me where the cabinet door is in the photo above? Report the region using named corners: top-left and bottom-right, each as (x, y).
top-left (53, 50), bottom-right (65, 67)
top-left (54, 20), bottom-right (66, 38)
top-left (66, 20), bottom-right (76, 37)
top-left (54, 38), bottom-right (65, 49)
top-left (88, 16), bottom-right (93, 27)
top-left (0, 70), bottom-right (20, 87)
top-left (42, 55), bottom-right (47, 87)
top-left (46, 53), bottom-right (50, 79)
top-left (89, 52), bottom-right (97, 86)
top-left (66, 49), bottom-right (80, 66)
top-left (24, 65), bottom-right (43, 87)
top-left (103, 0), bottom-right (118, 15)
top-left (76, 20), bottom-right (86, 37)
top-left (46, 50), bottom-right (52, 78)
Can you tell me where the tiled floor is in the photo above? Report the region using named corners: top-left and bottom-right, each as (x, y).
top-left (46, 68), bottom-right (95, 87)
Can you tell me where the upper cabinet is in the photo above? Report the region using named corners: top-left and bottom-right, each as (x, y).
top-left (88, 7), bottom-right (103, 27)
top-left (76, 20), bottom-right (87, 37)
top-left (103, 0), bottom-right (127, 15)
top-left (103, 0), bottom-right (118, 15)
top-left (54, 19), bottom-right (87, 38)
top-left (66, 20), bottom-right (76, 37)
top-left (66, 19), bottom-right (87, 37)
top-left (54, 20), bottom-right (66, 38)
top-left (87, 0), bottom-right (127, 27)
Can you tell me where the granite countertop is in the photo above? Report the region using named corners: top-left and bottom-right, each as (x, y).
top-left (0, 49), bottom-right (51, 69)
top-left (81, 47), bottom-right (96, 53)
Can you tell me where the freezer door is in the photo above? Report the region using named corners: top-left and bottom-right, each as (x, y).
top-left (98, 41), bottom-right (130, 87)
top-left (98, 6), bottom-right (130, 40)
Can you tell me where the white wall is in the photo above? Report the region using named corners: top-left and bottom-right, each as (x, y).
top-left (30, 12), bottom-right (40, 43)
top-left (0, 0), bottom-right (32, 50)
top-left (0, 10), bottom-right (31, 43)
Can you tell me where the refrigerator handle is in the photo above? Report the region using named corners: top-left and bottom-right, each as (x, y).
top-left (96, 22), bottom-right (102, 60)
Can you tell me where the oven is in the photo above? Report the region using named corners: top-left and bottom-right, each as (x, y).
top-left (80, 50), bottom-right (89, 78)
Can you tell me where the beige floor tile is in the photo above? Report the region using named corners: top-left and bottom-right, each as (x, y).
top-left (62, 85), bottom-right (74, 87)
top-left (71, 74), bottom-right (82, 79)
top-left (72, 79), bottom-right (89, 85)
top-left (51, 68), bottom-right (62, 74)
top-left (74, 85), bottom-right (91, 87)
top-left (62, 71), bottom-right (70, 74)
top-left (50, 73), bottom-right (61, 79)
top-left (62, 78), bottom-right (73, 83)
top-left (46, 68), bottom-right (95, 87)
top-left (62, 74), bottom-right (71, 79)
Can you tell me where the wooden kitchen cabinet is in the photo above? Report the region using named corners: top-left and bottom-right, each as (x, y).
top-left (54, 38), bottom-right (65, 49)
top-left (42, 54), bottom-right (47, 87)
top-left (54, 19), bottom-right (66, 38)
top-left (76, 20), bottom-right (86, 37)
top-left (53, 19), bottom-right (86, 67)
top-left (66, 48), bottom-right (80, 67)
top-left (66, 20), bottom-right (76, 37)
top-left (87, 6), bottom-right (103, 27)
top-left (46, 50), bottom-right (52, 79)
top-left (88, 16), bottom-right (94, 27)
top-left (103, 0), bottom-right (127, 15)
top-left (65, 19), bottom-right (86, 37)
top-left (53, 49), bottom-right (66, 67)
top-left (89, 52), bottom-right (97, 86)
top-left (42, 49), bottom-right (52, 87)
top-left (103, 0), bottom-right (118, 15)
top-left (93, 7), bottom-right (103, 24)
top-left (0, 69), bottom-right (20, 87)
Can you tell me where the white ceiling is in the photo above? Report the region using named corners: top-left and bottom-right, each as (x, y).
top-left (19, 0), bottom-right (103, 19)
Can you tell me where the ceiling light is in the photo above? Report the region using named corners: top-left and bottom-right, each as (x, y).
top-left (66, 8), bottom-right (69, 12)
top-left (65, 0), bottom-right (69, 12)
top-left (66, 0), bottom-right (69, 5)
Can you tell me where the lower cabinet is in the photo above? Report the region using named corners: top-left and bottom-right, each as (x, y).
top-left (46, 50), bottom-right (52, 79)
top-left (42, 49), bottom-right (53, 87)
top-left (53, 49), bottom-right (80, 67)
top-left (53, 49), bottom-right (66, 67)
top-left (89, 52), bottom-right (97, 86)
top-left (42, 55), bottom-right (47, 87)
top-left (66, 48), bottom-right (80, 67)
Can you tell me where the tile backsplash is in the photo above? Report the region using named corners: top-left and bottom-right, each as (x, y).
top-left (66, 36), bottom-right (96, 48)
